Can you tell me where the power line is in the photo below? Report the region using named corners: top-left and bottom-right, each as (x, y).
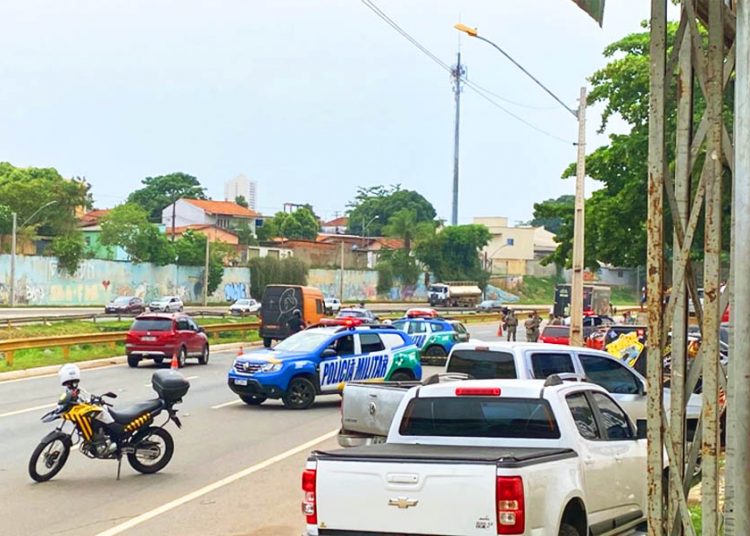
top-left (359, 0), bottom-right (573, 144)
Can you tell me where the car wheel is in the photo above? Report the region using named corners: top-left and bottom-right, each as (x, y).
top-left (389, 371), bottom-right (413, 382)
top-left (127, 355), bottom-right (140, 368)
top-left (198, 344), bottom-right (209, 365)
top-left (559, 524), bottom-right (580, 536)
top-left (263, 338), bottom-right (272, 348)
top-left (282, 377), bottom-right (316, 410)
top-left (423, 345), bottom-right (448, 364)
top-left (240, 394), bottom-right (267, 405)
top-left (177, 347), bottom-right (187, 368)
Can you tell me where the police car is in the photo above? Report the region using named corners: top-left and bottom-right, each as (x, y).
top-left (227, 319), bottom-right (422, 409)
top-left (391, 311), bottom-right (469, 363)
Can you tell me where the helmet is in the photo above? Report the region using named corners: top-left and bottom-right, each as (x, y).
top-left (58, 364), bottom-right (81, 386)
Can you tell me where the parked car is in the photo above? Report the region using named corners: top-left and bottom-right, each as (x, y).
top-left (259, 285), bottom-right (326, 348)
top-left (125, 313), bottom-right (209, 368)
top-left (104, 296), bottom-right (145, 315)
top-left (336, 307), bottom-right (378, 324)
top-left (539, 324), bottom-right (572, 345)
top-left (475, 299), bottom-right (505, 311)
top-left (324, 297), bottom-right (341, 315)
top-left (230, 298), bottom-right (260, 316)
top-left (148, 295), bottom-right (184, 312)
top-left (312, 377), bottom-right (649, 536)
top-left (391, 317), bottom-right (470, 363)
top-left (228, 323), bottom-right (421, 409)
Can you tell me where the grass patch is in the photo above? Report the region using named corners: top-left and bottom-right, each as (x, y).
top-left (510, 276), bottom-right (638, 306)
top-left (689, 504), bottom-right (702, 535)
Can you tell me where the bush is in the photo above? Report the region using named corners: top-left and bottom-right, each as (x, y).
top-left (249, 257), bottom-right (309, 299)
top-left (50, 232), bottom-right (86, 276)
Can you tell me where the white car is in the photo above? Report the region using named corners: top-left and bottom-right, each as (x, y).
top-left (324, 297), bottom-right (341, 314)
top-left (148, 296), bottom-right (183, 312)
top-left (230, 298), bottom-right (260, 316)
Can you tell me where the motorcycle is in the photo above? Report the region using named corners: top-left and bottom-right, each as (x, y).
top-left (28, 369), bottom-right (190, 482)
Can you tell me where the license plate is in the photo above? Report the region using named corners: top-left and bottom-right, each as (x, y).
top-left (142, 336), bottom-right (156, 342)
top-left (234, 379), bottom-right (248, 386)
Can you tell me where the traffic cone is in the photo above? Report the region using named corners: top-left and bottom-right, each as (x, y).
top-left (497, 322), bottom-right (504, 337)
top-left (237, 346), bottom-right (244, 356)
top-left (170, 350), bottom-right (179, 370)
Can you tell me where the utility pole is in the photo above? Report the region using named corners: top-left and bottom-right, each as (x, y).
top-left (171, 200), bottom-right (177, 243)
top-left (203, 237), bottom-right (210, 306)
top-left (339, 240), bottom-right (345, 301)
top-left (9, 213), bottom-right (16, 308)
top-left (569, 87), bottom-right (587, 347)
top-left (450, 51), bottom-right (465, 226)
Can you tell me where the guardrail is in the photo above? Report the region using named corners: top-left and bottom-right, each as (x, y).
top-left (0, 310), bottom-right (253, 327)
top-left (0, 322), bottom-right (260, 367)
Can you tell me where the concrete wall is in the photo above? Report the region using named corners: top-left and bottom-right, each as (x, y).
top-left (0, 254), bottom-right (250, 306)
top-left (308, 269), bottom-right (427, 302)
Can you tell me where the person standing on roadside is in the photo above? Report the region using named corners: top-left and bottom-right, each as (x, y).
top-left (525, 312), bottom-right (542, 342)
top-left (505, 310), bottom-right (518, 341)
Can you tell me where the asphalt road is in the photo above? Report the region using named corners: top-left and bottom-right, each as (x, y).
top-left (0, 322), bottom-right (508, 536)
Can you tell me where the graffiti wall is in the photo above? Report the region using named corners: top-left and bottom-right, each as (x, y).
top-left (308, 269), bottom-right (427, 301)
top-left (0, 254), bottom-right (249, 306)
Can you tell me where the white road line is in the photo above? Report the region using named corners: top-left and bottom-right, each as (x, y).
top-left (210, 399), bottom-right (242, 410)
top-left (94, 428), bottom-right (338, 536)
top-left (0, 363), bottom-right (126, 385)
top-left (0, 403), bottom-right (56, 418)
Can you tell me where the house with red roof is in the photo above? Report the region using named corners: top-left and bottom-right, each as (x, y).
top-left (162, 198), bottom-right (262, 235)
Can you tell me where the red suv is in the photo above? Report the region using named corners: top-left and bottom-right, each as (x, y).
top-left (125, 313), bottom-right (209, 368)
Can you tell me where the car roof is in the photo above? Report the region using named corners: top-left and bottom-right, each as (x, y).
top-left (134, 312), bottom-right (186, 320)
top-left (417, 378), bottom-right (605, 399)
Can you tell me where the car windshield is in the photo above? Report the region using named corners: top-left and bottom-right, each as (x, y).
top-left (154, 297), bottom-right (171, 303)
top-left (338, 309), bottom-right (364, 318)
top-left (273, 330), bottom-right (331, 353)
top-left (113, 297), bottom-right (131, 305)
top-left (131, 318), bottom-right (172, 331)
top-left (235, 299), bottom-right (250, 305)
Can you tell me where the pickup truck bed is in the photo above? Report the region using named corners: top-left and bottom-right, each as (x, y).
top-left (314, 443), bottom-right (576, 467)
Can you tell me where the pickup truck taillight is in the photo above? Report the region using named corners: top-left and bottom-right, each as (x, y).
top-left (301, 468), bottom-right (317, 524)
top-left (496, 476), bottom-right (524, 534)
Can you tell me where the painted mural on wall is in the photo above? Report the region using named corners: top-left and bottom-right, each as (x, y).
top-left (0, 255), bottom-right (249, 306)
top-left (308, 269), bottom-right (427, 301)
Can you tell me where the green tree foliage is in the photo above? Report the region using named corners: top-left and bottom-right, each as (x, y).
top-left (347, 185), bottom-right (437, 237)
top-left (234, 195), bottom-right (249, 208)
top-left (0, 204), bottom-right (12, 235)
top-left (99, 204), bottom-right (174, 264)
top-left (127, 172), bottom-right (206, 222)
top-left (0, 163), bottom-right (92, 236)
top-left (232, 221), bottom-right (258, 246)
top-left (529, 195), bottom-right (574, 235)
top-left (415, 225), bottom-right (492, 287)
top-left (248, 257), bottom-right (309, 300)
top-left (174, 230), bottom-right (224, 295)
top-left (256, 208), bottom-right (319, 241)
top-left (383, 208), bottom-right (436, 252)
top-left (377, 249), bottom-right (420, 287)
top-left (376, 263), bottom-right (394, 295)
top-left (50, 232), bottom-right (86, 276)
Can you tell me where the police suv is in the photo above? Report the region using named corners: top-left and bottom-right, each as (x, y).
top-left (392, 310), bottom-right (469, 363)
top-left (227, 319), bottom-right (422, 409)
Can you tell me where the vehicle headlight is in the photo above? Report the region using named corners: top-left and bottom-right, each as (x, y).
top-left (259, 363), bottom-right (282, 373)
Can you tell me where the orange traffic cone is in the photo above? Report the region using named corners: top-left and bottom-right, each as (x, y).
top-left (497, 322), bottom-right (504, 337)
top-left (237, 346), bottom-right (244, 356)
top-left (170, 350), bottom-right (179, 369)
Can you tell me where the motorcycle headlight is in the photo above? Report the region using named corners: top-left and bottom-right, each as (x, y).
top-left (259, 362), bottom-right (282, 373)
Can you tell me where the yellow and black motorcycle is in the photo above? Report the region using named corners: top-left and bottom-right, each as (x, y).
top-left (28, 369), bottom-right (189, 482)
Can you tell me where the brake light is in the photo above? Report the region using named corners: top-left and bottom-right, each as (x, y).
top-left (301, 468), bottom-right (317, 524)
top-left (496, 476), bottom-right (525, 534)
top-left (455, 387), bottom-right (501, 396)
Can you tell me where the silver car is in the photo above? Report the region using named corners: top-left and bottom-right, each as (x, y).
top-left (230, 298), bottom-right (260, 316)
top-left (149, 296), bottom-right (184, 312)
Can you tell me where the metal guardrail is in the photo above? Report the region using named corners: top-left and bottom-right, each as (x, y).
top-left (0, 322), bottom-right (260, 367)
top-left (0, 309), bottom-right (252, 327)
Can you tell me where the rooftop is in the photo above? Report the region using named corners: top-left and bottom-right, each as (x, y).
top-left (184, 198), bottom-right (259, 218)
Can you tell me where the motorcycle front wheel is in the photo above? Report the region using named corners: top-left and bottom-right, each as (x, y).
top-left (29, 435), bottom-right (70, 482)
top-left (127, 427), bottom-right (174, 474)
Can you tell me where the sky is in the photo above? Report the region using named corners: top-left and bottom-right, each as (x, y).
top-left (0, 0), bottom-right (678, 226)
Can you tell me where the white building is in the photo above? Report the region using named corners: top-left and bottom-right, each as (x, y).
top-left (224, 174), bottom-right (257, 210)
top-left (162, 199), bottom-right (260, 234)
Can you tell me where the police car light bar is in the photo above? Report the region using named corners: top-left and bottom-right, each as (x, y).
top-left (405, 308), bottom-right (439, 319)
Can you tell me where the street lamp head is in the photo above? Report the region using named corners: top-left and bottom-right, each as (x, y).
top-left (454, 23), bottom-right (478, 37)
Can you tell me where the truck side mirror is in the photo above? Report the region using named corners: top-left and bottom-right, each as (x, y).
top-left (321, 348), bottom-right (337, 359)
top-left (636, 419), bottom-right (648, 440)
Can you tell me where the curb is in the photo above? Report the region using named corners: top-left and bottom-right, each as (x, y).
top-left (0, 341), bottom-right (262, 383)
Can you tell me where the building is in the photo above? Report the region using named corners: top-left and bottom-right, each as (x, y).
top-left (162, 199), bottom-right (261, 235)
top-left (165, 224), bottom-right (239, 245)
top-left (77, 209), bottom-right (129, 261)
top-left (474, 217), bottom-right (557, 276)
top-left (224, 174), bottom-right (257, 210)
top-left (321, 216), bottom-right (348, 234)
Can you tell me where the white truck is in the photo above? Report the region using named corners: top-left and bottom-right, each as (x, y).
top-left (428, 281), bottom-right (483, 307)
top-left (303, 377), bottom-right (648, 536)
top-left (338, 342), bottom-right (702, 447)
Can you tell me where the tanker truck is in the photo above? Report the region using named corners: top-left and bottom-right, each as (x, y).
top-left (427, 281), bottom-right (482, 307)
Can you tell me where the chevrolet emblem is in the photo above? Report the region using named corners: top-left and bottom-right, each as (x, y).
top-left (388, 497), bottom-right (419, 509)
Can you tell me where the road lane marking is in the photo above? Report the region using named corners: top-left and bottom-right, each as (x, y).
top-left (94, 428), bottom-right (339, 536)
top-left (210, 399), bottom-right (242, 410)
top-left (0, 403), bottom-right (56, 418)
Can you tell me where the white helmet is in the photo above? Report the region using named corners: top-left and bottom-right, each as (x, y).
top-left (58, 364), bottom-right (81, 386)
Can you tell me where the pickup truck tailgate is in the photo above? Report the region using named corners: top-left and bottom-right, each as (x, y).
top-left (312, 444), bottom-right (572, 536)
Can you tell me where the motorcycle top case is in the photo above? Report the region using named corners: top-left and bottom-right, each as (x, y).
top-left (152, 370), bottom-right (190, 403)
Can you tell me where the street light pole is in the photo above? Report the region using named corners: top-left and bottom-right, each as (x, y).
top-left (9, 213), bottom-right (16, 307)
top-left (362, 215), bottom-right (379, 248)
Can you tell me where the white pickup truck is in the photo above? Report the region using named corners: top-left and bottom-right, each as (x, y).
top-left (303, 377), bottom-right (648, 536)
top-left (338, 342), bottom-right (702, 447)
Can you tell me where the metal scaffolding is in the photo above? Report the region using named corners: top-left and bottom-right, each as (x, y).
top-left (646, 1), bottom-right (747, 535)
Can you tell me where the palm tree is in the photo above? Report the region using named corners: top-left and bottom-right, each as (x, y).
top-left (383, 209), bottom-right (435, 252)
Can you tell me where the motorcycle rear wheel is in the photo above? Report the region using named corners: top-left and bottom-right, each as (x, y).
top-left (127, 427), bottom-right (174, 474)
top-left (29, 436), bottom-right (70, 482)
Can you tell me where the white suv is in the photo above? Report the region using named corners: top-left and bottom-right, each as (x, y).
top-left (324, 297), bottom-right (341, 315)
top-left (149, 296), bottom-right (184, 312)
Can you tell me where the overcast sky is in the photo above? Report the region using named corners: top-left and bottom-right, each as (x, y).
top-left (0, 0), bottom-right (677, 225)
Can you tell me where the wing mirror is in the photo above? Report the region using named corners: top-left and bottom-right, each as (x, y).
top-left (321, 348), bottom-right (337, 359)
top-left (103, 392), bottom-right (117, 399)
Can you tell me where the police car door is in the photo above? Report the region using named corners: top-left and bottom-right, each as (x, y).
top-left (352, 332), bottom-right (391, 382)
top-left (318, 333), bottom-right (359, 394)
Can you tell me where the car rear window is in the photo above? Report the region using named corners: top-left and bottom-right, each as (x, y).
top-left (131, 318), bottom-right (172, 332)
top-left (447, 349), bottom-right (517, 379)
top-left (399, 397), bottom-right (560, 439)
top-left (542, 326), bottom-right (569, 338)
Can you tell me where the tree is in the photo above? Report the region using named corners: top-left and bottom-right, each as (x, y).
top-left (0, 163), bottom-right (92, 236)
top-left (50, 232), bottom-right (86, 276)
top-left (174, 230), bottom-right (224, 295)
top-left (0, 204), bottom-right (11, 235)
top-left (415, 225), bottom-right (492, 288)
top-left (383, 208), bottom-right (435, 252)
top-left (528, 195), bottom-right (574, 235)
top-left (127, 172), bottom-right (206, 222)
top-left (235, 195), bottom-right (249, 208)
top-left (248, 257), bottom-right (309, 300)
top-left (256, 208), bottom-right (319, 241)
top-left (100, 203), bottom-right (175, 264)
top-left (232, 221), bottom-right (257, 246)
top-left (346, 185), bottom-right (437, 236)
